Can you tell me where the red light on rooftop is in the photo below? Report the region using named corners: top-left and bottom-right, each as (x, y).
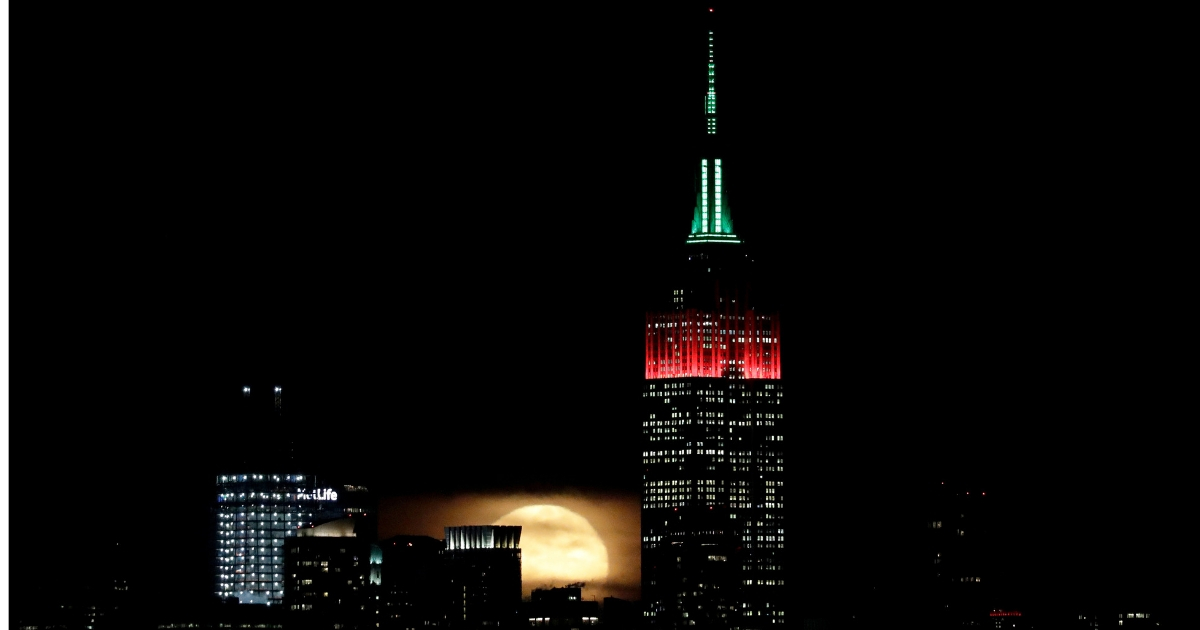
top-left (709, 7), bottom-right (714, 11)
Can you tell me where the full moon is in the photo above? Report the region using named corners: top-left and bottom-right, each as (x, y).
top-left (493, 505), bottom-right (609, 590)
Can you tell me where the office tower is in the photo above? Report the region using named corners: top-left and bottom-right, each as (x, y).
top-left (283, 520), bottom-right (382, 629)
top-left (378, 535), bottom-right (445, 629)
top-left (214, 384), bottom-right (378, 607)
top-left (443, 525), bottom-right (523, 628)
top-left (213, 472), bottom-right (348, 604)
top-left (641, 10), bottom-right (784, 629)
top-left (920, 482), bottom-right (997, 627)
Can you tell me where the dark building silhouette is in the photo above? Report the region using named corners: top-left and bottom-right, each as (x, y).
top-left (14, 597), bottom-right (289, 630)
top-left (283, 519), bottom-right (381, 629)
top-left (378, 535), bottom-right (446, 629)
top-left (11, 539), bottom-right (139, 630)
top-left (640, 9), bottom-right (784, 629)
top-left (649, 529), bottom-right (742, 628)
top-left (525, 584), bottom-right (600, 627)
top-left (143, 601), bottom-right (287, 629)
top-left (601, 597), bottom-right (640, 628)
top-left (918, 482), bottom-right (999, 626)
top-left (443, 525), bottom-right (523, 628)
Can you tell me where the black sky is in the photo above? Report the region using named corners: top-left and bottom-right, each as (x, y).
top-left (12, 2), bottom-right (1190, 618)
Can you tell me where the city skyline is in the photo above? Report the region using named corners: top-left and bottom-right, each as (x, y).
top-left (10, 3), bottom-right (1186, 624)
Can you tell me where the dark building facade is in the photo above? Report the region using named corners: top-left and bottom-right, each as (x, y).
top-left (443, 525), bottom-right (523, 628)
top-left (378, 535), bottom-right (446, 629)
top-left (282, 520), bottom-right (381, 629)
top-left (601, 597), bottom-right (640, 628)
top-left (918, 482), bottom-right (999, 626)
top-left (10, 539), bottom-right (138, 630)
top-left (640, 10), bottom-right (784, 629)
top-left (525, 584), bottom-right (600, 627)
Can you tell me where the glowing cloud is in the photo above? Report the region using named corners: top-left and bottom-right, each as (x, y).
top-left (493, 504), bottom-right (609, 588)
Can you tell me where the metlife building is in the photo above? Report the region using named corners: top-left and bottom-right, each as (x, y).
top-left (213, 473), bottom-right (365, 605)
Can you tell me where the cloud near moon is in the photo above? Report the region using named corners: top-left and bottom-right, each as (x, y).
top-left (493, 505), bottom-right (609, 588)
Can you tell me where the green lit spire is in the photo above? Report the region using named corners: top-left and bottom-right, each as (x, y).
top-left (688, 29), bottom-right (740, 246)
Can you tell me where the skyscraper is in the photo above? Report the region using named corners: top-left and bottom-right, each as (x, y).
top-left (377, 535), bottom-right (445, 629)
top-left (283, 522), bottom-right (382, 628)
top-left (213, 384), bottom-right (378, 608)
top-left (214, 472), bottom-right (349, 605)
top-left (919, 482), bottom-right (1000, 627)
top-left (641, 10), bottom-right (784, 629)
top-left (443, 525), bottom-right (524, 628)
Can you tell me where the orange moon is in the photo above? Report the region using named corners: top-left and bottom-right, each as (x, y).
top-left (493, 504), bottom-right (609, 590)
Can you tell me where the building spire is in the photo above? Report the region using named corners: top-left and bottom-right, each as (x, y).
top-left (687, 16), bottom-right (740, 245)
top-left (705, 28), bottom-right (717, 135)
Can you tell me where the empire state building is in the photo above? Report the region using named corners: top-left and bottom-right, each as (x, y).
top-left (641, 9), bottom-right (784, 629)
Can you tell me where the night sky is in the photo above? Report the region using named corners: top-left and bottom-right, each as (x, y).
top-left (11, 2), bottom-right (1188, 620)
